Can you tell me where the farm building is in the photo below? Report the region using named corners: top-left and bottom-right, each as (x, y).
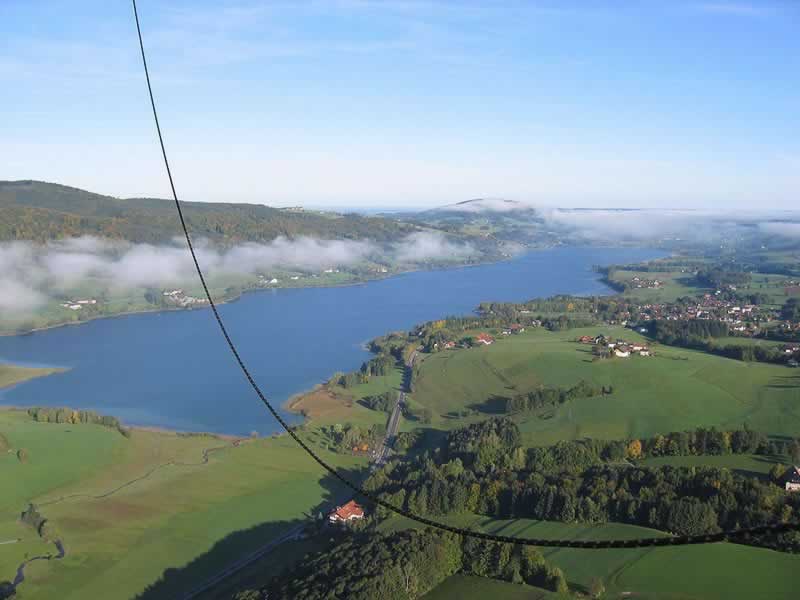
top-left (328, 500), bottom-right (365, 523)
top-left (782, 466), bottom-right (800, 492)
top-left (475, 333), bottom-right (494, 346)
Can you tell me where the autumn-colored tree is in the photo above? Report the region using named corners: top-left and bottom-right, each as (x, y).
top-left (626, 439), bottom-right (642, 459)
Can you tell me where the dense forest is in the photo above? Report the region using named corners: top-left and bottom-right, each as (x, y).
top-left (365, 419), bottom-right (800, 552)
top-left (239, 528), bottom-right (566, 600)
top-left (0, 180), bottom-right (422, 244)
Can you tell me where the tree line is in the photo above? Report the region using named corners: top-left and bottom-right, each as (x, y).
top-left (650, 319), bottom-right (794, 365)
top-left (503, 380), bottom-right (607, 414)
top-left (27, 407), bottom-right (130, 437)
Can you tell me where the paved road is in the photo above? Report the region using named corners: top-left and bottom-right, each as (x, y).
top-left (375, 349), bottom-right (416, 466)
top-left (183, 350), bottom-right (419, 599)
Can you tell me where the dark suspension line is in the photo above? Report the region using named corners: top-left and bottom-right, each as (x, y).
top-left (130, 0), bottom-right (800, 549)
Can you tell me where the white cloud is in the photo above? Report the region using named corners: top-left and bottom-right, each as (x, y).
top-left (0, 232), bottom-right (475, 317)
top-left (392, 231), bottom-right (474, 262)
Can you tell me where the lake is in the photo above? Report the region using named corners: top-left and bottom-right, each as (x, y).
top-left (0, 247), bottom-right (663, 435)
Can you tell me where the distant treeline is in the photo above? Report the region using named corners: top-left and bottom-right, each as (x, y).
top-left (27, 407), bottom-right (130, 437)
top-left (0, 180), bottom-right (421, 244)
top-left (503, 380), bottom-right (607, 414)
top-left (694, 267), bottom-right (752, 289)
top-left (257, 528), bottom-right (566, 600)
top-left (367, 419), bottom-right (800, 552)
top-left (650, 320), bottom-right (792, 365)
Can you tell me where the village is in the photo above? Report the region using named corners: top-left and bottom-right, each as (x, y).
top-left (161, 289), bottom-right (209, 308)
top-left (59, 298), bottom-right (98, 311)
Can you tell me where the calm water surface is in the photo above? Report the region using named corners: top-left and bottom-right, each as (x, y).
top-left (0, 247), bottom-right (663, 435)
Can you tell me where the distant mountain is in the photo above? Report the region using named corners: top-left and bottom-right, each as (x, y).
top-left (0, 180), bottom-right (421, 244)
top-left (428, 198), bottom-right (537, 214)
top-left (401, 197), bottom-right (558, 248)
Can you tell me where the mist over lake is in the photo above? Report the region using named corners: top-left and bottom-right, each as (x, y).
top-left (0, 247), bottom-right (663, 435)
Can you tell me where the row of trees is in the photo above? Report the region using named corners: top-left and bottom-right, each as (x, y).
top-left (695, 267), bottom-right (752, 289)
top-left (249, 528), bottom-right (566, 600)
top-left (503, 380), bottom-right (605, 414)
top-left (525, 425), bottom-right (789, 474)
top-left (27, 407), bottom-right (130, 437)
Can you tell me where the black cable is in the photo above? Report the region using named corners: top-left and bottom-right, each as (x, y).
top-left (131, 0), bottom-right (800, 549)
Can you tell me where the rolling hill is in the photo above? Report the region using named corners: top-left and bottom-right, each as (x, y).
top-left (0, 180), bottom-right (422, 245)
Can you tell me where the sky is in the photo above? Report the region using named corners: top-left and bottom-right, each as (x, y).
top-left (1, 0), bottom-right (798, 209)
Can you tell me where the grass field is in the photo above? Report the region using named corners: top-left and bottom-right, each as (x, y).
top-left (0, 364), bottom-right (65, 389)
top-left (410, 327), bottom-right (800, 446)
top-left (385, 513), bottom-right (800, 600)
top-left (0, 409), bottom-right (367, 600)
top-left (424, 575), bottom-right (558, 599)
top-left (639, 453), bottom-right (784, 479)
top-left (610, 269), bottom-right (705, 302)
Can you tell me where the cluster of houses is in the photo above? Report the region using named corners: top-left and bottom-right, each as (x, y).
top-left (257, 274), bottom-right (280, 285)
top-left (629, 295), bottom-right (771, 336)
top-left (162, 289), bottom-right (208, 307)
top-left (628, 276), bottom-right (662, 289)
top-left (59, 298), bottom-right (97, 311)
top-left (578, 335), bottom-right (651, 358)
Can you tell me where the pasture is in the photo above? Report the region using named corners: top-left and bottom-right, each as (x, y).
top-left (410, 327), bottom-right (800, 446)
top-left (387, 513), bottom-right (800, 600)
top-left (0, 409), bottom-right (365, 600)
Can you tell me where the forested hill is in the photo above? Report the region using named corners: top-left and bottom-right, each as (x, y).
top-left (0, 180), bottom-right (422, 244)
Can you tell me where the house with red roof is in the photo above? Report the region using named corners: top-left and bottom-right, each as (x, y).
top-left (475, 333), bottom-right (494, 346)
top-left (328, 500), bottom-right (365, 523)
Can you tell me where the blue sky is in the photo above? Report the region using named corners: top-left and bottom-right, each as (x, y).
top-left (1, 0), bottom-right (798, 209)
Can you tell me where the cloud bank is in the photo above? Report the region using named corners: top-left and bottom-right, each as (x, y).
top-left (758, 222), bottom-right (800, 239)
top-left (0, 232), bottom-right (473, 317)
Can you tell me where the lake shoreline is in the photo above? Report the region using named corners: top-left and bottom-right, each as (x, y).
top-left (0, 253), bottom-right (521, 338)
top-left (0, 246), bottom-right (666, 437)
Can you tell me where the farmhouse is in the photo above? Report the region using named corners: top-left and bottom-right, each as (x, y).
top-left (476, 333), bottom-right (494, 346)
top-left (328, 500), bottom-right (365, 523)
top-left (782, 466), bottom-right (800, 492)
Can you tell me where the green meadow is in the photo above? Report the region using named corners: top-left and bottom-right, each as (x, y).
top-left (410, 327), bottom-right (800, 446)
top-left (387, 513), bottom-right (800, 600)
top-left (0, 409), bottom-right (365, 600)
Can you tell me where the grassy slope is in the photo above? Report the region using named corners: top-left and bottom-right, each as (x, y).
top-left (411, 327), bottom-right (800, 446)
top-left (0, 365), bottom-right (64, 389)
top-left (0, 409), bottom-right (366, 600)
top-left (424, 575), bottom-right (557, 599)
top-left (386, 513), bottom-right (800, 600)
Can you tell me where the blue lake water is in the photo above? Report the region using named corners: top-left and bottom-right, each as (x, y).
top-left (0, 247), bottom-right (663, 435)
